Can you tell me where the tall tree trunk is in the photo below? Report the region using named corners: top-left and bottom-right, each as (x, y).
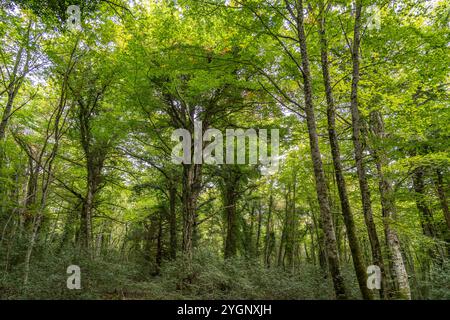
top-left (295, 0), bottom-right (347, 299)
top-left (155, 211), bottom-right (163, 274)
top-left (370, 110), bottom-right (411, 299)
top-left (278, 187), bottom-right (290, 267)
top-left (23, 213), bottom-right (42, 285)
top-left (182, 163), bottom-right (202, 258)
top-left (75, 87), bottom-right (110, 253)
top-left (435, 169), bottom-right (450, 230)
top-left (292, 180), bottom-right (298, 270)
top-left (169, 182), bottom-right (177, 259)
top-left (318, 1), bottom-right (372, 300)
top-left (221, 166), bottom-right (242, 259)
top-left (412, 168), bottom-right (435, 238)
top-left (255, 200), bottom-right (263, 258)
top-left (23, 153), bottom-right (55, 285)
top-left (80, 180), bottom-right (95, 250)
top-left (350, 0), bottom-right (387, 298)
top-left (21, 157), bottom-right (38, 232)
top-left (308, 197), bottom-right (327, 272)
top-left (286, 180), bottom-right (296, 271)
top-left (224, 186), bottom-right (238, 259)
top-left (79, 156), bottom-right (104, 251)
top-left (0, 89), bottom-right (17, 141)
top-left (264, 192), bottom-right (274, 267)
top-left (249, 204), bottom-right (256, 258)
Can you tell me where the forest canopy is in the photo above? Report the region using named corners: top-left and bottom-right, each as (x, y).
top-left (0, 0), bottom-right (449, 300)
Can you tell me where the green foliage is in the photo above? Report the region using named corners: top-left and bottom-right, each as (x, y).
top-left (0, 247), bottom-right (363, 300)
top-left (429, 260), bottom-right (450, 300)
top-left (0, 0), bottom-right (448, 300)
top-left (0, 247), bottom-right (144, 299)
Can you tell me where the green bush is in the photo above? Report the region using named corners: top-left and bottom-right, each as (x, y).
top-left (0, 247), bottom-right (376, 300)
top-left (429, 259), bottom-right (450, 300)
top-left (145, 248), bottom-right (342, 300)
top-left (0, 247), bottom-right (144, 300)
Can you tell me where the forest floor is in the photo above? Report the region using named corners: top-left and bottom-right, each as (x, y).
top-left (1, 249), bottom-right (449, 300)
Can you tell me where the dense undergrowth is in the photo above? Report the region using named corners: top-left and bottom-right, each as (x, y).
top-left (1, 248), bottom-right (448, 300)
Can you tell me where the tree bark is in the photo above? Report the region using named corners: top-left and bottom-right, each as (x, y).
top-left (278, 186), bottom-right (290, 267)
top-left (286, 181), bottom-right (296, 271)
top-left (318, 1), bottom-right (372, 300)
top-left (224, 185), bottom-right (238, 259)
top-left (74, 69), bottom-right (110, 252)
top-left (412, 167), bottom-right (435, 238)
top-left (370, 110), bottom-right (411, 299)
top-left (435, 169), bottom-right (450, 230)
top-left (255, 200), bottom-right (263, 258)
top-left (350, 0), bottom-right (387, 298)
top-left (295, 0), bottom-right (347, 299)
top-left (181, 163), bottom-right (202, 258)
top-left (264, 192), bottom-right (274, 267)
top-left (169, 182), bottom-right (177, 259)
top-left (80, 176), bottom-right (95, 250)
top-left (78, 135), bottom-right (106, 251)
top-left (155, 211), bottom-right (163, 274)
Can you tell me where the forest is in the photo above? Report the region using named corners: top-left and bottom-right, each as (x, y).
top-left (0, 0), bottom-right (448, 300)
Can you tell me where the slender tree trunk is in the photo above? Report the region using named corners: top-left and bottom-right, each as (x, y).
top-left (143, 220), bottom-right (153, 264)
top-left (295, 0), bottom-right (347, 299)
top-left (278, 187), bottom-right (289, 267)
top-left (95, 224), bottom-right (104, 258)
top-left (224, 187), bottom-right (238, 259)
top-left (155, 211), bottom-right (163, 274)
top-left (292, 181), bottom-right (297, 270)
top-left (80, 163), bottom-right (102, 251)
top-left (80, 186), bottom-right (94, 250)
top-left (304, 240), bottom-right (310, 264)
top-left (0, 91), bottom-right (16, 141)
top-left (247, 204), bottom-right (256, 258)
top-left (412, 168), bottom-right (435, 238)
top-left (264, 192), bottom-right (273, 267)
top-left (287, 180), bottom-right (296, 271)
top-left (169, 183), bottom-right (177, 259)
top-left (22, 158), bottom-right (38, 232)
top-left (23, 165), bottom-right (54, 284)
top-left (77, 114), bottom-right (107, 252)
top-left (350, 0), bottom-right (387, 298)
top-left (370, 111), bottom-right (411, 299)
top-left (308, 198), bottom-right (327, 272)
top-left (318, 1), bottom-right (372, 300)
top-left (435, 170), bottom-right (450, 230)
top-left (255, 200), bottom-right (262, 258)
top-left (182, 163), bottom-right (202, 258)
top-left (23, 213), bottom-right (42, 285)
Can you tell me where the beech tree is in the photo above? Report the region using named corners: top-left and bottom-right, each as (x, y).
top-left (0, 0), bottom-right (448, 300)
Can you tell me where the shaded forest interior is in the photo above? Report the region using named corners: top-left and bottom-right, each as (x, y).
top-left (0, 0), bottom-right (449, 299)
